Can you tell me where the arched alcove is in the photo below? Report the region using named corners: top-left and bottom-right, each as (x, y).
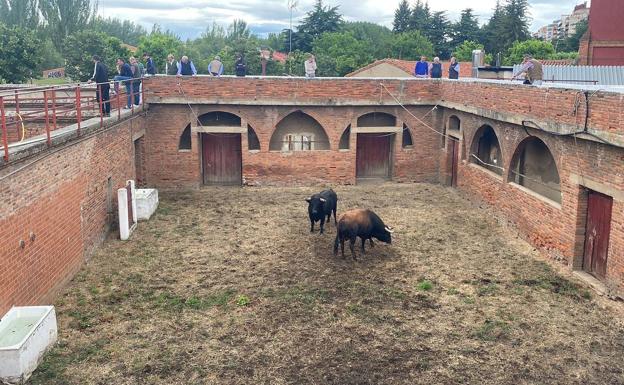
top-left (357, 112), bottom-right (396, 127)
top-left (247, 125), bottom-right (260, 150)
top-left (269, 111), bottom-right (330, 151)
top-left (470, 125), bottom-right (503, 176)
top-left (402, 124), bottom-right (413, 147)
top-left (339, 125), bottom-right (351, 149)
top-left (509, 137), bottom-right (561, 203)
top-left (178, 124), bottom-right (191, 150)
top-left (444, 115), bottom-right (461, 148)
top-left (198, 111), bottom-right (242, 126)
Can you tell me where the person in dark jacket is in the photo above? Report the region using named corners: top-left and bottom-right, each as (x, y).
top-left (113, 58), bottom-right (134, 108)
top-left (143, 52), bottom-right (156, 75)
top-left (430, 57), bottom-right (442, 79)
top-left (234, 53), bottom-right (246, 77)
top-left (177, 56), bottom-right (197, 76)
top-left (88, 55), bottom-right (110, 116)
top-left (448, 56), bottom-right (460, 79)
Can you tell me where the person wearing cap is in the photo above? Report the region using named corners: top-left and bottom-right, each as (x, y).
top-left (208, 55), bottom-right (224, 76)
top-left (512, 54), bottom-right (543, 85)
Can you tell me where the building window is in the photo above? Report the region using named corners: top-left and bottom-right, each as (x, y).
top-left (179, 124), bottom-right (191, 150)
top-left (357, 112), bottom-right (396, 127)
top-left (509, 137), bottom-right (561, 204)
top-left (282, 133), bottom-right (314, 151)
top-left (339, 125), bottom-right (351, 149)
top-left (445, 115), bottom-right (461, 148)
top-left (402, 124), bottom-right (413, 147)
top-left (470, 125), bottom-right (503, 176)
top-left (269, 111), bottom-right (330, 151)
top-left (248, 125), bottom-right (260, 150)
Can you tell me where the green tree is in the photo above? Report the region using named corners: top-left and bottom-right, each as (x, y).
top-left (0, 23), bottom-right (42, 83)
top-left (500, 0), bottom-right (530, 50)
top-left (341, 22), bottom-right (393, 59)
top-left (504, 39), bottom-right (555, 65)
top-left (39, 0), bottom-right (98, 52)
top-left (136, 32), bottom-right (184, 73)
top-left (482, 0), bottom-right (506, 55)
top-left (409, 0), bottom-right (431, 32)
top-left (63, 30), bottom-right (129, 81)
top-left (428, 11), bottom-right (451, 59)
top-left (451, 9), bottom-right (480, 48)
top-left (295, 0), bottom-right (343, 52)
top-left (390, 30), bottom-right (434, 60)
top-left (91, 17), bottom-right (147, 46)
top-left (452, 40), bottom-right (483, 62)
top-left (0, 0), bottom-right (40, 29)
top-left (312, 32), bottom-right (371, 76)
top-left (227, 19), bottom-right (251, 40)
top-left (393, 0), bottom-right (411, 33)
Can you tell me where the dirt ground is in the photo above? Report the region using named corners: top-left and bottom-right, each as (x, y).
top-left (30, 183), bottom-right (624, 385)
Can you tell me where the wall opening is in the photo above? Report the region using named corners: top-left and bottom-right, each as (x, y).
top-left (402, 124), bottom-right (413, 147)
top-left (179, 124), bottom-right (191, 150)
top-left (357, 112), bottom-right (396, 127)
top-left (247, 125), bottom-right (260, 150)
top-left (269, 111), bottom-right (330, 151)
top-left (198, 111), bottom-right (241, 126)
top-left (339, 125), bottom-right (351, 149)
top-left (509, 137), bottom-right (561, 204)
top-left (470, 125), bottom-right (503, 176)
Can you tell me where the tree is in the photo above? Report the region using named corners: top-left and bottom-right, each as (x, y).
top-left (0, 23), bottom-right (42, 83)
top-left (91, 17), bottom-right (147, 46)
top-left (63, 30), bottom-right (129, 81)
top-left (341, 22), bottom-right (393, 59)
top-left (409, 0), bottom-right (431, 32)
top-left (227, 19), bottom-right (251, 40)
top-left (390, 30), bottom-right (434, 60)
top-left (482, 0), bottom-right (506, 56)
top-left (504, 39), bottom-right (555, 65)
top-left (451, 9), bottom-right (480, 48)
top-left (427, 11), bottom-right (451, 59)
top-left (453, 40), bottom-right (483, 62)
top-left (39, 0), bottom-right (98, 52)
top-left (295, 0), bottom-right (343, 52)
top-left (0, 0), bottom-right (40, 29)
top-left (137, 32), bottom-right (184, 72)
top-left (500, 0), bottom-right (530, 50)
top-left (393, 0), bottom-right (411, 33)
top-left (312, 32), bottom-right (372, 76)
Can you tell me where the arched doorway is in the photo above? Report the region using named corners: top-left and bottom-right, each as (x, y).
top-left (197, 111), bottom-right (244, 186)
top-left (355, 112), bottom-right (398, 181)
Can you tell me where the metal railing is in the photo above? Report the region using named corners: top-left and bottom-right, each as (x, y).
top-left (0, 79), bottom-right (146, 162)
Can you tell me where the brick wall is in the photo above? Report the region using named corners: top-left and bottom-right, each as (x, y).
top-left (0, 116), bottom-right (145, 315)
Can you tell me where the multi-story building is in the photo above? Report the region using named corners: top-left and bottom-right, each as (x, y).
top-left (535, 2), bottom-right (589, 41)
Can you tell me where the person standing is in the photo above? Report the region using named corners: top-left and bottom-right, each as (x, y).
top-left (166, 54), bottom-right (178, 76)
top-left (143, 52), bottom-right (156, 76)
top-left (430, 57), bottom-right (442, 79)
top-left (414, 56), bottom-right (429, 78)
top-left (129, 56), bottom-right (143, 106)
top-left (235, 54), bottom-right (246, 77)
top-left (89, 55), bottom-right (110, 117)
top-left (177, 56), bottom-right (197, 76)
top-left (512, 54), bottom-right (543, 85)
top-left (113, 58), bottom-right (134, 109)
top-left (305, 54), bottom-right (317, 78)
top-left (448, 57), bottom-right (460, 79)
top-left (208, 55), bottom-right (224, 76)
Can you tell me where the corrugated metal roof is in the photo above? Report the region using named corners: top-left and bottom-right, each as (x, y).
top-left (512, 65), bottom-right (624, 85)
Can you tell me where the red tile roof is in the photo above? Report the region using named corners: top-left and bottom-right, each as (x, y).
top-left (346, 59), bottom-right (415, 77)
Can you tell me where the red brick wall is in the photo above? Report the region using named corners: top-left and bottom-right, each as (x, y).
top-left (0, 116), bottom-right (145, 315)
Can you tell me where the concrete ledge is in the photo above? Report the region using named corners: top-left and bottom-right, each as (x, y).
top-left (353, 126), bottom-right (402, 134)
top-left (570, 174), bottom-right (624, 202)
top-left (191, 125), bottom-right (246, 134)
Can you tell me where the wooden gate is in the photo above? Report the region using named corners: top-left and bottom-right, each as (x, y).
top-left (202, 133), bottom-right (242, 185)
top-left (356, 133), bottom-right (393, 181)
top-left (583, 190), bottom-right (613, 279)
top-left (450, 139), bottom-right (460, 187)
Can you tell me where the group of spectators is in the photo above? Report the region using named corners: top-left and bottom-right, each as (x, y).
top-left (164, 54), bottom-right (247, 77)
top-left (414, 56), bottom-right (461, 79)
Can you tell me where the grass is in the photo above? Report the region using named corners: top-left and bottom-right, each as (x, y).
top-left (30, 77), bottom-right (71, 85)
top-left (29, 184), bottom-right (624, 385)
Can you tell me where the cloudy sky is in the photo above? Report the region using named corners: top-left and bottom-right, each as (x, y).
top-left (98, 0), bottom-right (589, 39)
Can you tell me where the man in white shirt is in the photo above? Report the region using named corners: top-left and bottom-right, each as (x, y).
top-left (305, 54), bottom-right (317, 78)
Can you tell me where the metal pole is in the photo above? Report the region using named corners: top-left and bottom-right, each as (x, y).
top-left (14, 90), bottom-right (20, 140)
top-left (75, 86), bottom-right (82, 136)
top-left (142, 80), bottom-right (146, 112)
top-left (43, 90), bottom-right (51, 146)
top-left (98, 84), bottom-right (104, 128)
top-left (0, 97), bottom-right (8, 161)
top-left (131, 80), bottom-right (134, 114)
top-left (117, 84), bottom-right (121, 120)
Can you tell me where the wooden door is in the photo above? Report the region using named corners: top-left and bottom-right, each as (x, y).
top-left (450, 139), bottom-right (459, 187)
top-left (356, 133), bottom-right (392, 180)
top-left (202, 133), bottom-right (242, 185)
top-left (583, 190), bottom-right (613, 279)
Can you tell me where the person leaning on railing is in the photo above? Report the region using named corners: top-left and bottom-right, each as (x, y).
top-left (113, 58), bottom-right (134, 109)
top-left (165, 54), bottom-right (178, 76)
top-left (177, 56), bottom-right (197, 77)
top-left (512, 54), bottom-right (543, 85)
top-left (88, 55), bottom-right (110, 117)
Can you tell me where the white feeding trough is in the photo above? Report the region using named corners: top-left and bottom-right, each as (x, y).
top-left (135, 188), bottom-right (159, 220)
top-left (0, 306), bottom-right (58, 384)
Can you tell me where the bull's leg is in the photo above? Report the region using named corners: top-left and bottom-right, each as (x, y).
top-left (349, 237), bottom-right (357, 260)
top-left (369, 238), bottom-right (375, 248)
top-left (341, 239), bottom-right (345, 258)
top-left (310, 219), bottom-right (314, 233)
top-left (361, 237), bottom-right (366, 254)
top-left (326, 212), bottom-right (331, 226)
top-left (319, 217), bottom-right (325, 234)
top-left (333, 207), bottom-right (337, 224)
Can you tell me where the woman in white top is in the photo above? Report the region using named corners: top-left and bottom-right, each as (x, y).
top-left (304, 54), bottom-right (317, 78)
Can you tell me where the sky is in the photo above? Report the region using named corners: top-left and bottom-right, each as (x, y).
top-left (98, 0), bottom-right (590, 40)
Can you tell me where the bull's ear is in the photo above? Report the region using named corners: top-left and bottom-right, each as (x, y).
top-left (385, 226), bottom-right (395, 233)
top-left (320, 198), bottom-right (326, 202)
top-left (305, 198), bottom-right (311, 203)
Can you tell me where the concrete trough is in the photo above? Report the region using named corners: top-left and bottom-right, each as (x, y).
top-left (135, 188), bottom-right (159, 220)
top-left (0, 306), bottom-right (58, 384)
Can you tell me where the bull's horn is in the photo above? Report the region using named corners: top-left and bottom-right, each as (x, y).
top-left (320, 198), bottom-right (326, 202)
top-left (385, 226), bottom-right (394, 233)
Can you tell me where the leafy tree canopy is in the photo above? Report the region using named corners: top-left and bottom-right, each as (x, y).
top-left (390, 30), bottom-right (434, 61)
top-left (0, 23), bottom-right (42, 83)
top-left (63, 30), bottom-right (129, 81)
top-left (504, 39), bottom-right (555, 65)
top-left (393, 0), bottom-right (411, 33)
top-left (295, 0), bottom-right (343, 52)
top-left (452, 40), bottom-right (483, 62)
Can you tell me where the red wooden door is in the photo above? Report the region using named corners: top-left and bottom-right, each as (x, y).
top-left (202, 133), bottom-right (242, 185)
top-left (583, 190), bottom-right (613, 279)
top-left (356, 133), bottom-right (392, 180)
top-left (450, 139), bottom-right (459, 187)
